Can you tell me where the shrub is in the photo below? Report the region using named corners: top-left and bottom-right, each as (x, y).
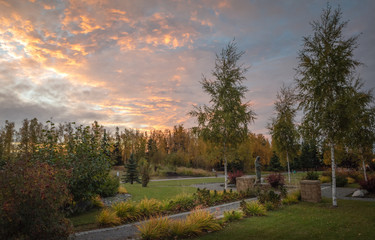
top-left (195, 188), bottom-right (212, 206)
top-left (282, 194), bottom-right (299, 205)
top-left (137, 215), bottom-right (171, 240)
top-left (166, 193), bottom-right (196, 212)
top-left (139, 158), bottom-right (151, 187)
top-left (228, 170), bottom-right (244, 184)
top-left (0, 159), bottom-right (72, 240)
top-left (138, 198), bottom-right (163, 218)
top-left (112, 201), bottom-right (139, 222)
top-left (241, 200), bottom-right (267, 216)
top-left (223, 210), bottom-right (244, 222)
top-left (319, 175), bottom-right (331, 183)
top-left (304, 171), bottom-right (319, 180)
top-left (98, 174), bottom-right (120, 198)
top-left (258, 190), bottom-right (281, 210)
top-left (336, 173), bottom-right (348, 187)
top-left (347, 177), bottom-right (356, 184)
top-left (97, 209), bottom-right (121, 227)
top-left (91, 195), bottom-right (104, 208)
top-left (118, 185), bottom-right (128, 194)
top-left (176, 167), bottom-right (215, 177)
top-left (359, 177), bottom-right (375, 193)
top-left (266, 173), bottom-right (285, 188)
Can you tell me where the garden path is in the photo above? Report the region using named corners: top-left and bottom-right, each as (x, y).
top-left (72, 197), bottom-right (257, 240)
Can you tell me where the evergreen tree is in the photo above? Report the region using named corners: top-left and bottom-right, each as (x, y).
top-left (189, 40), bottom-right (256, 189)
top-left (268, 151), bottom-right (283, 172)
top-left (122, 153), bottom-right (140, 184)
top-left (112, 127), bottom-right (123, 166)
top-left (295, 4), bottom-right (362, 206)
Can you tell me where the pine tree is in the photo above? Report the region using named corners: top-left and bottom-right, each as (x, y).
top-left (268, 151), bottom-right (283, 172)
top-left (122, 153), bottom-right (140, 184)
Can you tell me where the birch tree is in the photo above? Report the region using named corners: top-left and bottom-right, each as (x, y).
top-left (190, 40), bottom-right (255, 189)
top-left (295, 5), bottom-right (361, 207)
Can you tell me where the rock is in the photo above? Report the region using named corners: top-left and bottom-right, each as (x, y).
top-left (102, 193), bottom-right (131, 207)
top-left (352, 189), bottom-right (366, 198)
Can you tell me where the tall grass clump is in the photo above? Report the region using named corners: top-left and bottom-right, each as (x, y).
top-left (112, 201), bottom-right (139, 222)
top-left (96, 209), bottom-right (121, 227)
top-left (223, 210), bottom-right (244, 222)
top-left (240, 200), bottom-right (267, 216)
top-left (137, 216), bottom-right (171, 240)
top-left (138, 198), bottom-right (164, 219)
top-left (184, 207), bottom-right (222, 236)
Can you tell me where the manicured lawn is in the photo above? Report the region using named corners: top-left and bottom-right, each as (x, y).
top-left (124, 177), bottom-right (225, 201)
top-left (195, 198), bottom-right (375, 240)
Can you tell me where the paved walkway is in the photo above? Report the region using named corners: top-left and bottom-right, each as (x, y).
top-left (72, 198), bottom-right (256, 240)
top-left (321, 184), bottom-right (375, 202)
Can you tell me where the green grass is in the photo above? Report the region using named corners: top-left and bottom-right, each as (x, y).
top-left (69, 208), bottom-right (102, 232)
top-left (195, 198), bottom-right (375, 240)
top-left (124, 177), bottom-right (225, 202)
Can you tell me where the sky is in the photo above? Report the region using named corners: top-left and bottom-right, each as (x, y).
top-left (0, 0), bottom-right (374, 137)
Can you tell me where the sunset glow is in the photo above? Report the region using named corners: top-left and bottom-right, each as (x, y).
top-left (1, 0), bottom-right (374, 135)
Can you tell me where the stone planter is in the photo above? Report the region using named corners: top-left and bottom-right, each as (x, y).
top-left (236, 176), bottom-right (256, 193)
top-left (300, 180), bottom-right (321, 203)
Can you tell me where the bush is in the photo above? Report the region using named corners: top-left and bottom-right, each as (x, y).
top-left (176, 167), bottom-right (215, 177)
top-left (240, 200), bottom-right (267, 216)
top-left (98, 174), bottom-right (120, 198)
top-left (319, 175), bottom-right (331, 183)
top-left (359, 177), bottom-right (375, 193)
top-left (97, 209), bottom-right (121, 227)
top-left (228, 170), bottom-right (244, 184)
top-left (0, 159), bottom-right (72, 240)
top-left (266, 173), bottom-right (285, 188)
top-left (139, 158), bottom-right (151, 187)
top-left (118, 185), bottom-right (128, 194)
top-left (336, 173), bottom-right (348, 187)
top-left (223, 210), bottom-right (244, 222)
top-left (304, 171), bottom-right (319, 180)
top-left (347, 177), bottom-right (356, 184)
top-left (166, 193), bottom-right (196, 212)
top-left (258, 190), bottom-right (281, 210)
top-left (112, 201), bottom-right (139, 222)
top-left (91, 195), bottom-right (104, 208)
top-left (282, 194), bottom-right (299, 205)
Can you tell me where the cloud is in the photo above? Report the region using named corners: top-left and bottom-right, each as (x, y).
top-left (0, 0), bottom-right (374, 137)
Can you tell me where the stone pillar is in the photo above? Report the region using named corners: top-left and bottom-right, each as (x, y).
top-left (300, 180), bottom-right (321, 203)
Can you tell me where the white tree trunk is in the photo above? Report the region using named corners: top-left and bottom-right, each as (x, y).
top-left (224, 155), bottom-right (228, 190)
top-left (362, 157), bottom-right (368, 182)
top-left (331, 143), bottom-right (337, 207)
top-left (286, 151), bottom-right (291, 184)
top-left (223, 141), bottom-right (228, 190)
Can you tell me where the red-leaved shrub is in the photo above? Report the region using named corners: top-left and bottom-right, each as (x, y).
top-left (266, 173), bottom-right (285, 188)
top-left (359, 176), bottom-right (375, 193)
top-left (228, 170), bottom-right (244, 184)
top-left (0, 159), bottom-right (72, 240)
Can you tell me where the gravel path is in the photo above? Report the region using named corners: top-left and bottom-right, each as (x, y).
top-left (71, 197), bottom-right (256, 240)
